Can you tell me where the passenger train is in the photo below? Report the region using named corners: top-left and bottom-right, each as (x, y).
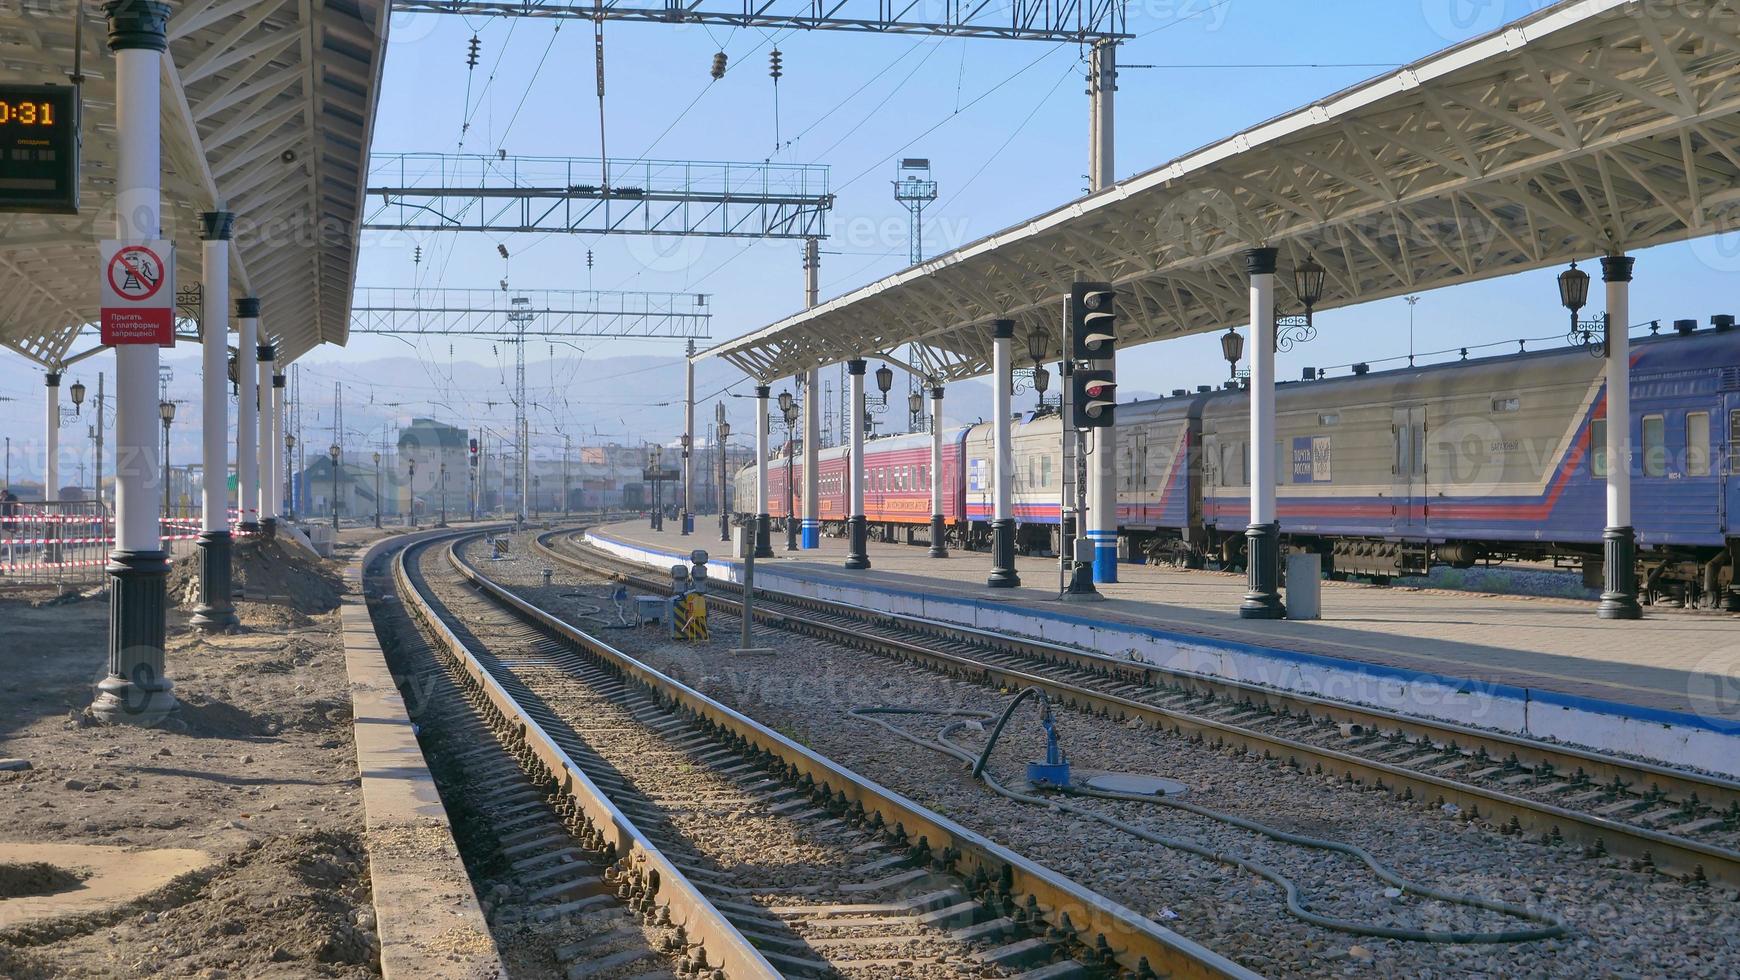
top-left (737, 321), bottom-right (1740, 606)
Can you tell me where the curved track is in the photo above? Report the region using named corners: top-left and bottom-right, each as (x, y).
top-left (392, 529), bottom-right (1255, 980)
top-left (543, 529), bottom-right (1740, 889)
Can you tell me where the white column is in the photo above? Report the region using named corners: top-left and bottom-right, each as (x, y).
top-left (44, 372), bottom-right (60, 503)
top-left (754, 383), bottom-right (772, 556)
top-left (1598, 254), bottom-right (1641, 619)
top-left (199, 216), bottom-right (231, 535)
top-left (1249, 264), bottom-right (1276, 528)
top-left (236, 299), bottom-right (259, 530)
top-left (1240, 246), bottom-right (1284, 619)
top-left (256, 343), bottom-right (273, 524)
top-left (94, 0), bottom-right (176, 725)
top-left (845, 359), bottom-right (870, 568)
top-left (989, 321), bottom-right (1019, 587)
top-left (928, 383), bottom-right (947, 557)
top-left (1604, 263), bottom-right (1631, 530)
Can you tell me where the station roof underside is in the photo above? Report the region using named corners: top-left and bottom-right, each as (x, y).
top-left (0, 0), bottom-right (389, 369)
top-left (707, 0), bottom-right (1740, 383)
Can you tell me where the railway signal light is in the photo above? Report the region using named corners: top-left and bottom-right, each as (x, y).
top-left (1071, 370), bottom-right (1116, 429)
top-left (1069, 282), bottom-right (1116, 361)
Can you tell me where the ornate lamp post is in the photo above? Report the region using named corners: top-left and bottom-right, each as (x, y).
top-left (1220, 327), bottom-right (1244, 383)
top-left (874, 363), bottom-right (894, 406)
top-left (648, 443), bottom-right (664, 531)
top-left (716, 416), bottom-right (731, 542)
top-left (907, 390), bottom-right (923, 432)
top-left (1271, 256), bottom-right (1327, 353)
top-left (159, 400), bottom-right (175, 515)
top-left (70, 379), bottom-right (86, 415)
top-left (372, 452), bottom-right (382, 528)
top-left (1557, 260), bottom-right (1609, 356)
top-left (329, 443), bottom-right (340, 532)
top-left (782, 398), bottom-right (800, 551)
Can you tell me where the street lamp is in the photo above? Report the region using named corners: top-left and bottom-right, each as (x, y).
top-left (678, 432), bottom-right (692, 534)
top-left (717, 417), bottom-right (731, 542)
top-left (159, 400), bottom-right (175, 515)
top-left (1558, 260), bottom-right (1608, 357)
top-left (907, 390), bottom-right (923, 431)
top-left (372, 452), bottom-right (382, 528)
top-left (1220, 327), bottom-right (1245, 382)
top-left (329, 443), bottom-right (341, 532)
top-left (783, 401), bottom-right (800, 551)
top-left (874, 363), bottom-right (894, 406)
top-left (69, 380), bottom-right (85, 415)
top-left (647, 443), bottom-right (665, 531)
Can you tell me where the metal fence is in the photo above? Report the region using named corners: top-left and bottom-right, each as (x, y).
top-left (0, 500), bottom-right (207, 589)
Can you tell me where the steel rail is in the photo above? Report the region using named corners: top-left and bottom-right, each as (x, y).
top-left (448, 532), bottom-right (1258, 980)
top-left (391, 533), bottom-right (782, 980)
top-left (542, 530), bottom-right (1740, 888)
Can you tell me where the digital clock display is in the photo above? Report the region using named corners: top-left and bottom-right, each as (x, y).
top-left (0, 84), bottom-right (78, 215)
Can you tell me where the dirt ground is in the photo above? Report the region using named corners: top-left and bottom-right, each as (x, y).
top-left (0, 526), bottom-right (397, 979)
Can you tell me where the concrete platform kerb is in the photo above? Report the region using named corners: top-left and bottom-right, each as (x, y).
top-left (589, 525), bottom-right (1740, 779)
top-left (345, 529), bottom-right (507, 980)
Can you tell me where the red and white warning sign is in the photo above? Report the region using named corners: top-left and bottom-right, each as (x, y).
top-left (99, 239), bottom-right (175, 346)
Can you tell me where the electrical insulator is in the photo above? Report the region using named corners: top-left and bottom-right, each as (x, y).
top-left (586, 249), bottom-right (594, 269)
top-left (497, 243), bottom-right (509, 260)
top-left (412, 245), bottom-right (422, 264)
top-left (466, 35), bottom-right (480, 69)
top-left (710, 52), bottom-right (727, 80)
top-left (769, 49), bottom-right (782, 81)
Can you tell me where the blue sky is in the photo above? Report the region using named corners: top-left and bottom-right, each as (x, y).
top-left (6, 0), bottom-right (1740, 479)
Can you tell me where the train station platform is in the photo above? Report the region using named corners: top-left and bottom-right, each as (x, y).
top-left (588, 521), bottom-right (1740, 778)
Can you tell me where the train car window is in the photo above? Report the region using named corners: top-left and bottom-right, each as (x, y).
top-left (1642, 415), bottom-right (1666, 477)
top-left (1689, 412), bottom-right (1711, 477)
top-left (1239, 442), bottom-right (1250, 487)
top-left (1492, 397), bottom-right (1521, 413)
top-left (1219, 443), bottom-right (1234, 488)
top-left (1413, 424), bottom-right (1427, 478)
top-left (1318, 413), bottom-right (1340, 426)
top-left (1590, 420), bottom-right (1607, 477)
top-left (1041, 455), bottom-right (1053, 488)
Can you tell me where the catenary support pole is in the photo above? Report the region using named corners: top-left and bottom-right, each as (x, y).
top-left (989, 320), bottom-right (1020, 587)
top-left (801, 237), bottom-right (821, 548)
top-left (928, 384), bottom-right (947, 558)
top-left (92, 0), bottom-right (177, 725)
top-left (682, 339), bottom-right (694, 535)
top-left (1086, 38), bottom-right (1119, 584)
top-left (235, 298), bottom-right (259, 533)
top-left (754, 384), bottom-right (774, 557)
top-left (191, 211), bottom-right (237, 632)
top-left (256, 342), bottom-right (274, 534)
top-left (271, 373), bottom-right (285, 521)
top-left (845, 359), bottom-right (870, 569)
top-left (44, 370), bottom-right (61, 563)
top-left (1241, 247), bottom-right (1285, 619)
top-left (1599, 254), bottom-right (1641, 619)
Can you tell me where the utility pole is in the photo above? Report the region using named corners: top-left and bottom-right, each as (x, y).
top-left (94, 372), bottom-right (105, 508)
top-left (507, 296), bottom-right (532, 527)
top-left (563, 433), bottom-right (571, 517)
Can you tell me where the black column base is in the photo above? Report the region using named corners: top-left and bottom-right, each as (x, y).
top-left (754, 514), bottom-right (774, 558)
top-left (238, 521), bottom-right (260, 536)
top-left (91, 549), bottom-right (177, 727)
top-left (988, 518), bottom-right (1020, 588)
top-left (189, 531), bottom-right (239, 633)
top-left (259, 517), bottom-right (276, 541)
top-left (680, 510), bottom-right (691, 536)
top-left (845, 515), bottom-right (871, 570)
top-left (720, 513), bottom-right (731, 543)
top-left (928, 515), bottom-right (949, 558)
top-left (1239, 523), bottom-right (1286, 620)
top-left (1598, 526), bottom-right (1643, 620)
top-left (785, 516), bottom-right (799, 552)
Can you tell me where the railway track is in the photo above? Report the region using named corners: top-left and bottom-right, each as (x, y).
top-left (539, 529), bottom-right (1740, 890)
top-left (390, 529), bottom-right (1254, 980)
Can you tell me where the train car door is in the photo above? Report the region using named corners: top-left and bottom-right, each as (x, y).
top-left (1391, 406), bottom-right (1427, 534)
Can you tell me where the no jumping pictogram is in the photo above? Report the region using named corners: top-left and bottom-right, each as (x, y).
top-left (106, 244), bottom-right (166, 300)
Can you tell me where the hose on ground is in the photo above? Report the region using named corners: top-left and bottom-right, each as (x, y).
top-left (849, 695), bottom-right (1569, 945)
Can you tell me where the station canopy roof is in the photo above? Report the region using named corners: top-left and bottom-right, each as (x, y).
top-left (707, 0), bottom-right (1740, 383)
top-left (0, 0), bottom-right (389, 369)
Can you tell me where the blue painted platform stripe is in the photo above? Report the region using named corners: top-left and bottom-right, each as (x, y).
top-left (589, 529), bottom-right (1740, 738)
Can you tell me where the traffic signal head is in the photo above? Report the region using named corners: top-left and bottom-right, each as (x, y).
top-left (1069, 282), bottom-right (1117, 361)
top-left (1071, 370), bottom-right (1116, 429)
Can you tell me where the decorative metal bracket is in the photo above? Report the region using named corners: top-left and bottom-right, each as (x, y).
top-left (1569, 312), bottom-right (1610, 358)
top-left (176, 283), bottom-right (203, 336)
top-left (1274, 311), bottom-right (1316, 353)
